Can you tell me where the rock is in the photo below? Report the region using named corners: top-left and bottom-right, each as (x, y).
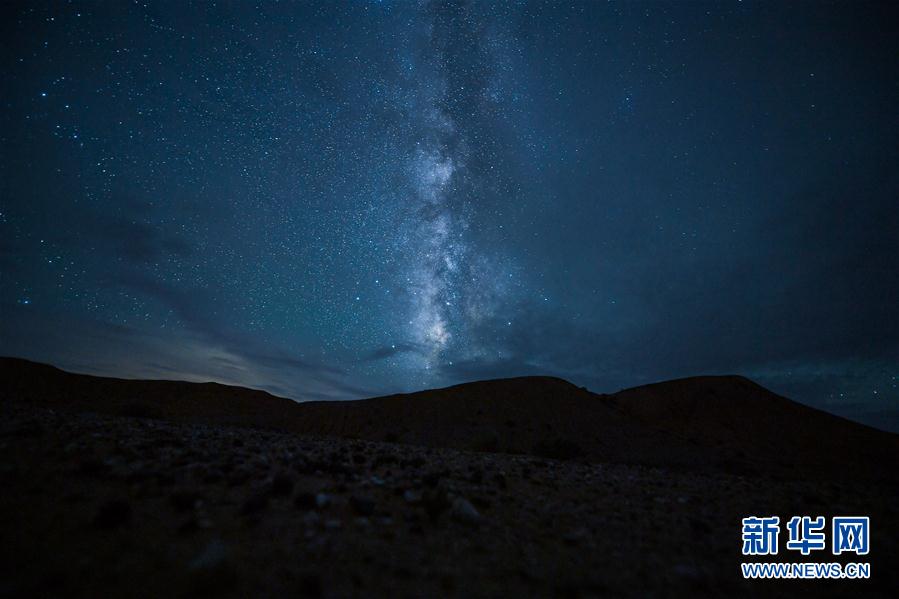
top-left (403, 489), bottom-right (422, 504)
top-left (451, 497), bottom-right (481, 525)
top-left (315, 493), bottom-right (330, 509)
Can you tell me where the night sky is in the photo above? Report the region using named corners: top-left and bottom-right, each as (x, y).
top-left (1, 2), bottom-right (897, 430)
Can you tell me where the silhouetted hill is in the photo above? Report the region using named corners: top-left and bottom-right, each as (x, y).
top-left (292, 376), bottom-right (706, 466)
top-left (0, 357), bottom-right (299, 431)
top-left (293, 374), bottom-right (899, 481)
top-left (611, 375), bottom-right (899, 480)
top-left (2, 357), bottom-right (897, 481)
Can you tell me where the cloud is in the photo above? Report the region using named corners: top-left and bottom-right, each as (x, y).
top-left (103, 271), bottom-right (362, 391)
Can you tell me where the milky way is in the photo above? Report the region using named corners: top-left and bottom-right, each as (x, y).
top-left (405, 3), bottom-right (491, 366)
top-left (1, 1), bottom-right (897, 430)
top-left (385, 1), bottom-right (521, 378)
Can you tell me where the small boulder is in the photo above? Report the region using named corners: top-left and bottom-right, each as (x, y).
top-left (451, 497), bottom-right (481, 526)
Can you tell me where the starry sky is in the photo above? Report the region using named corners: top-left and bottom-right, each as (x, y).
top-left (1, 1), bottom-right (897, 430)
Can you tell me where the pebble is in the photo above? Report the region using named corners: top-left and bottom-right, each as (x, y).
top-left (450, 497), bottom-right (481, 525)
top-left (7, 399), bottom-right (893, 597)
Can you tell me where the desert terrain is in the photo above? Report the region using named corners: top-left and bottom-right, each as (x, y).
top-left (1, 357), bottom-right (897, 597)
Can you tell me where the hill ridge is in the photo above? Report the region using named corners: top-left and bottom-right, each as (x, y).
top-left (1, 356), bottom-right (896, 481)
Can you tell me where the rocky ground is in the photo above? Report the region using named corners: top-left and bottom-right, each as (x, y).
top-left (1, 402), bottom-right (896, 598)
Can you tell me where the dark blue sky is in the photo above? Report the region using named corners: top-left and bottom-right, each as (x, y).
top-left (2, 1), bottom-right (897, 430)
